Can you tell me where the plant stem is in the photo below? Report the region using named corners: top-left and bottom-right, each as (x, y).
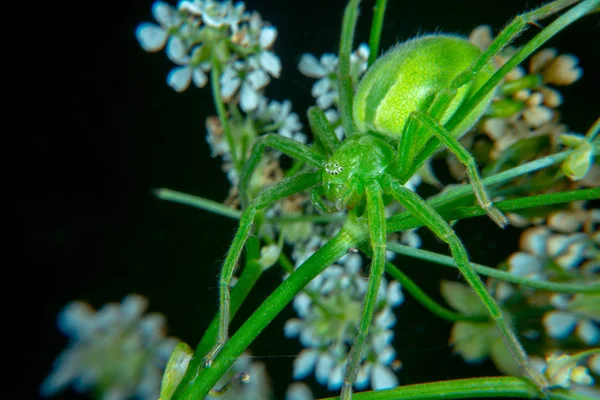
top-left (367, 0), bottom-right (388, 67)
top-left (338, 0), bottom-right (361, 136)
top-left (210, 57), bottom-right (240, 169)
top-left (385, 260), bottom-right (488, 322)
top-left (153, 188), bottom-right (241, 219)
top-left (387, 188), bottom-right (600, 232)
top-left (387, 243), bottom-right (600, 294)
top-left (174, 215), bottom-right (368, 399)
top-left (321, 376), bottom-right (542, 400)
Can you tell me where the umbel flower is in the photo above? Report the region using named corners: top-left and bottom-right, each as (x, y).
top-left (136, 0), bottom-right (281, 103)
top-left (41, 295), bottom-right (178, 400)
top-left (298, 44), bottom-right (370, 139)
top-left (284, 253), bottom-right (403, 392)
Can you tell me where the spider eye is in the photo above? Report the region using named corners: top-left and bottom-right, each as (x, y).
top-left (325, 161), bottom-right (344, 175)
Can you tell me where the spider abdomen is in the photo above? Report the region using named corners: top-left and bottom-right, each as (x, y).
top-left (353, 34), bottom-right (495, 143)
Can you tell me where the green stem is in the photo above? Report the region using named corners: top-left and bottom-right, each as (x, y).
top-left (174, 216), bottom-right (368, 400)
top-left (210, 57), bottom-right (239, 169)
top-left (387, 187), bottom-right (599, 233)
top-left (367, 0), bottom-right (388, 67)
top-left (387, 243), bottom-right (600, 294)
top-left (339, 0), bottom-right (361, 136)
top-left (427, 147), bottom-right (593, 211)
top-left (153, 188), bottom-right (241, 219)
top-left (385, 260), bottom-right (487, 322)
top-left (321, 376), bottom-right (543, 400)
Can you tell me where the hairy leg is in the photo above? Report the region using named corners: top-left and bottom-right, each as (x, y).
top-left (383, 174), bottom-right (548, 389)
top-left (204, 172), bottom-right (321, 367)
top-left (341, 181), bottom-right (387, 400)
top-left (239, 134), bottom-right (325, 206)
top-left (400, 110), bottom-right (508, 227)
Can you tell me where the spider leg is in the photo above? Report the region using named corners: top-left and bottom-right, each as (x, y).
top-left (239, 134), bottom-right (325, 206)
top-left (308, 106), bottom-right (342, 156)
top-left (400, 110), bottom-right (508, 227)
top-left (310, 186), bottom-right (337, 214)
top-left (382, 174), bottom-right (548, 390)
top-left (203, 172), bottom-right (321, 368)
top-left (341, 181), bottom-right (386, 400)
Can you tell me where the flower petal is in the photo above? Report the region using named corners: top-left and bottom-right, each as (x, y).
top-left (167, 66), bottom-right (192, 92)
top-left (298, 54), bottom-right (327, 78)
top-left (166, 37), bottom-right (190, 64)
top-left (327, 363), bottom-right (345, 391)
top-left (576, 320), bottom-right (600, 345)
top-left (316, 353), bottom-right (334, 385)
top-left (259, 26), bottom-right (277, 49)
top-left (247, 70), bottom-right (270, 90)
top-left (544, 311), bottom-right (578, 339)
top-left (386, 281), bottom-right (403, 307)
top-left (260, 51), bottom-right (281, 78)
top-left (192, 68), bottom-right (208, 88)
top-left (153, 1), bottom-right (176, 27)
top-left (136, 24), bottom-right (168, 52)
top-left (240, 83), bottom-right (261, 112)
top-left (293, 349), bottom-right (318, 379)
top-left (371, 364), bottom-right (398, 390)
top-left (286, 382), bottom-right (314, 400)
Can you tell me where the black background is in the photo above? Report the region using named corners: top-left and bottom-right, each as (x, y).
top-left (26, 0), bottom-right (598, 399)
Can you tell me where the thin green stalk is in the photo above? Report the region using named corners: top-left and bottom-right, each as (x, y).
top-left (210, 57), bottom-right (239, 168)
top-left (427, 148), bottom-right (587, 211)
top-left (387, 187), bottom-right (599, 233)
top-left (367, 0), bottom-right (388, 67)
top-left (339, 0), bottom-right (361, 136)
top-left (153, 188), bottom-right (241, 219)
top-left (174, 215), bottom-right (368, 400)
top-left (321, 376), bottom-right (542, 400)
top-left (385, 259), bottom-right (488, 322)
top-left (387, 243), bottom-right (600, 294)
top-left (585, 116), bottom-right (600, 141)
top-left (358, 244), bottom-right (486, 322)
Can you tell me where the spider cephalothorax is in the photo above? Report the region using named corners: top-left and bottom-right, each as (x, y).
top-left (322, 134), bottom-right (394, 210)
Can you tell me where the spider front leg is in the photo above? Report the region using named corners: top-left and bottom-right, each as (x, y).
top-left (203, 172), bottom-right (321, 368)
top-left (397, 110), bottom-right (508, 228)
top-left (341, 181), bottom-right (387, 400)
top-left (239, 134), bottom-right (325, 206)
top-left (382, 174), bottom-right (548, 390)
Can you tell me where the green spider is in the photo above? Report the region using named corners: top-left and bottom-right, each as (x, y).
top-left (191, 0), bottom-right (598, 399)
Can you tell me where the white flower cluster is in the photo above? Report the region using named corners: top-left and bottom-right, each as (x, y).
top-left (284, 253), bottom-right (403, 392)
top-left (41, 295), bottom-right (178, 400)
top-left (204, 98), bottom-right (306, 189)
top-left (136, 0), bottom-right (281, 108)
top-left (298, 44), bottom-right (370, 139)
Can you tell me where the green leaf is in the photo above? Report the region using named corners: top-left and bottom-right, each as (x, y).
top-left (160, 342), bottom-right (193, 400)
top-left (440, 280), bottom-right (488, 316)
top-left (450, 322), bottom-right (495, 363)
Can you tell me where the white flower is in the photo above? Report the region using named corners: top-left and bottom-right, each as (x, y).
top-left (136, 1), bottom-right (182, 52)
top-left (543, 294), bottom-right (600, 345)
top-left (41, 295), bottom-right (178, 400)
top-left (298, 44), bottom-right (369, 139)
top-left (254, 99), bottom-right (306, 143)
top-left (220, 57), bottom-right (274, 111)
top-left (284, 253), bottom-right (403, 391)
top-left (167, 59), bottom-right (211, 92)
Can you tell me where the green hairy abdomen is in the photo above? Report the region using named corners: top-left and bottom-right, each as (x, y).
top-left (354, 35), bottom-right (495, 141)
